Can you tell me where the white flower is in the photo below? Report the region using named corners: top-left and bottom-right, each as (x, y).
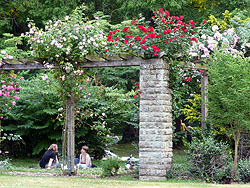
top-left (214, 32), bottom-right (222, 40)
top-left (1, 50), bottom-right (6, 55)
top-left (42, 74), bottom-right (48, 80)
top-left (58, 107), bottom-right (63, 111)
top-left (189, 52), bottom-right (198, 57)
top-left (199, 43), bottom-right (205, 50)
top-left (201, 34), bottom-right (207, 39)
top-left (246, 43), bottom-right (250, 48)
top-left (6, 55), bottom-right (13, 59)
top-left (212, 25), bottom-right (219, 32)
top-left (227, 28), bottom-right (234, 36)
top-left (65, 16), bottom-right (69, 20)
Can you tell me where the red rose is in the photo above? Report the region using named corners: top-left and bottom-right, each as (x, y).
top-left (131, 20), bottom-right (138, 25)
top-left (122, 27), bottom-right (130, 31)
top-left (135, 35), bottom-right (141, 41)
top-left (139, 40), bottom-right (146, 44)
top-left (147, 26), bottom-right (154, 32)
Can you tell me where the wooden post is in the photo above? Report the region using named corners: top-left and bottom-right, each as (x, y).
top-left (201, 71), bottom-right (208, 131)
top-left (66, 91), bottom-right (75, 175)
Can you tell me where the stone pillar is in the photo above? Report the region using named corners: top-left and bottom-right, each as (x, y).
top-left (139, 58), bottom-right (173, 180)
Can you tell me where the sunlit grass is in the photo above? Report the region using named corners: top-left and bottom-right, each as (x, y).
top-left (1, 174), bottom-right (250, 188)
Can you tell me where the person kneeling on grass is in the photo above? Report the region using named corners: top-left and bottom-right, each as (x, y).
top-left (39, 144), bottom-right (59, 169)
top-left (77, 146), bottom-right (92, 169)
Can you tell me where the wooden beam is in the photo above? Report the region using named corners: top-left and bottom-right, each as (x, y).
top-left (0, 63), bottom-right (47, 70)
top-left (201, 71), bottom-right (208, 131)
top-left (66, 91), bottom-right (75, 175)
top-left (0, 57), bottom-right (208, 70)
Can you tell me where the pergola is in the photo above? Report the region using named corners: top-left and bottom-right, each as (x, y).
top-left (0, 56), bottom-right (208, 180)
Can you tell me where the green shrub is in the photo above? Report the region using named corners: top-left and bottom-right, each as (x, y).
top-left (238, 158), bottom-right (250, 183)
top-left (101, 157), bottom-right (120, 177)
top-left (186, 136), bottom-right (232, 183)
top-left (0, 159), bottom-right (12, 170)
top-left (213, 163), bottom-right (234, 184)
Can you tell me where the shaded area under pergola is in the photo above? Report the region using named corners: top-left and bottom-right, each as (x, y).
top-left (0, 56), bottom-right (208, 180)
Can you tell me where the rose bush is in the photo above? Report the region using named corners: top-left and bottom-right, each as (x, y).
top-left (105, 8), bottom-right (198, 60)
top-left (25, 7), bottom-right (108, 63)
top-left (25, 6), bottom-right (110, 104)
top-left (192, 10), bottom-right (250, 58)
top-left (0, 70), bottom-right (23, 120)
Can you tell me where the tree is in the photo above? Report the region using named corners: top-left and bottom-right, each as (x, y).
top-left (0, 0), bottom-right (81, 35)
top-left (207, 50), bottom-right (250, 179)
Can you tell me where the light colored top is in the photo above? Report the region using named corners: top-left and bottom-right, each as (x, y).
top-left (79, 153), bottom-right (92, 167)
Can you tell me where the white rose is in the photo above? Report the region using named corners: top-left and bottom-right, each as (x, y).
top-left (212, 25), bottom-right (219, 32)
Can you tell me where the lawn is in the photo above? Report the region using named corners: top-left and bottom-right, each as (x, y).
top-left (1, 145), bottom-right (250, 188)
top-left (1, 174), bottom-right (250, 188)
top-left (113, 142), bottom-right (139, 158)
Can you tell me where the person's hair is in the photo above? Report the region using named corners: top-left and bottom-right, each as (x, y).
top-left (48, 144), bottom-right (58, 152)
top-left (82, 146), bottom-right (89, 152)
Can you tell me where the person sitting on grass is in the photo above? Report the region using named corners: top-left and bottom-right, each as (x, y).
top-left (39, 144), bottom-right (59, 169)
top-left (77, 145), bottom-right (92, 169)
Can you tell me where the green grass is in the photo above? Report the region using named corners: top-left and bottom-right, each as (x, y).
top-left (1, 174), bottom-right (250, 188)
top-left (113, 143), bottom-right (138, 158)
top-left (173, 149), bottom-right (188, 166)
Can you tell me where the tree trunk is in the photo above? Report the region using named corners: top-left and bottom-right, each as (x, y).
top-left (231, 130), bottom-right (241, 179)
top-left (63, 90), bottom-right (76, 175)
top-left (201, 71), bottom-right (208, 132)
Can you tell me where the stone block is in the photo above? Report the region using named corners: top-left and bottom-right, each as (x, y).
top-left (139, 176), bottom-right (166, 181)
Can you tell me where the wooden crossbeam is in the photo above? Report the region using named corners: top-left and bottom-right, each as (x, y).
top-left (0, 56), bottom-right (207, 70)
